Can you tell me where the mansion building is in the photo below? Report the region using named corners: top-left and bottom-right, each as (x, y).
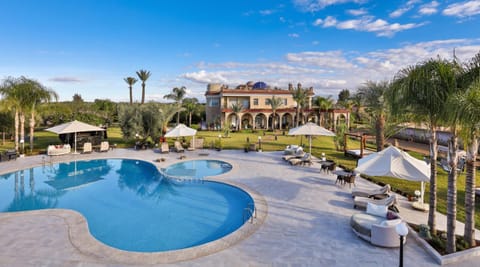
top-left (205, 81), bottom-right (350, 131)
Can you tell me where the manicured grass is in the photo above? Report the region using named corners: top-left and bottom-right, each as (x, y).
top-left (2, 127), bottom-right (479, 229)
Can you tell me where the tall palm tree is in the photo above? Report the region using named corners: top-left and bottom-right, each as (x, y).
top-left (136, 70), bottom-right (151, 105)
top-left (0, 77), bottom-right (25, 152)
top-left (314, 96), bottom-right (334, 128)
top-left (267, 95), bottom-right (283, 130)
top-left (164, 86), bottom-right (187, 125)
top-left (230, 102), bottom-right (243, 131)
top-left (453, 79), bottom-right (480, 247)
top-left (356, 80), bottom-right (390, 152)
top-left (291, 83), bottom-right (307, 127)
top-left (124, 77), bottom-right (137, 104)
top-left (22, 78), bottom-right (58, 152)
top-left (158, 104), bottom-right (184, 136)
top-left (182, 97), bottom-right (199, 127)
top-left (392, 58), bottom-right (460, 236)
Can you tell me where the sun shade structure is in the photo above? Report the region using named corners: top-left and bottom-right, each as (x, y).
top-left (164, 124), bottom-right (197, 137)
top-left (46, 120), bottom-right (106, 154)
top-left (355, 145), bottom-right (430, 203)
top-left (288, 122), bottom-right (335, 154)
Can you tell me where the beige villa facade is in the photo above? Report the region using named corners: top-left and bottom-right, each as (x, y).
top-left (205, 81), bottom-right (350, 131)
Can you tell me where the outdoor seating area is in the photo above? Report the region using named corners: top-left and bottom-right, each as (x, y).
top-left (173, 141), bottom-right (185, 153)
top-left (354, 194), bottom-right (399, 212)
top-left (0, 149), bottom-right (18, 161)
top-left (352, 184), bottom-right (391, 199)
top-left (350, 203), bottom-right (405, 248)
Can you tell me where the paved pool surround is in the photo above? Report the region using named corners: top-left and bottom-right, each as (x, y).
top-left (0, 148), bottom-right (479, 266)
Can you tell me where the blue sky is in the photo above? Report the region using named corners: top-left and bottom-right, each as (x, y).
top-left (1, 0), bottom-right (479, 102)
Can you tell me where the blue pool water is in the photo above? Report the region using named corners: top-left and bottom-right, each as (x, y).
top-left (0, 159), bottom-right (253, 252)
top-left (163, 159), bottom-right (232, 179)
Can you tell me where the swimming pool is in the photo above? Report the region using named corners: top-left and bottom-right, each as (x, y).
top-left (163, 159), bottom-right (232, 179)
top-left (0, 159), bottom-right (254, 252)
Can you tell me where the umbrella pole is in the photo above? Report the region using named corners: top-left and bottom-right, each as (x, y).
top-left (309, 136), bottom-right (312, 154)
top-left (74, 132), bottom-right (77, 154)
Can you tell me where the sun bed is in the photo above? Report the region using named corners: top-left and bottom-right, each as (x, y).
top-left (282, 147), bottom-right (304, 161)
top-left (47, 144), bottom-right (71, 156)
top-left (352, 184), bottom-right (391, 198)
top-left (82, 142), bottom-right (93, 154)
top-left (99, 141), bottom-right (109, 152)
top-left (284, 145), bottom-right (300, 155)
top-left (160, 142), bottom-right (169, 153)
top-left (174, 141), bottom-right (185, 153)
top-left (289, 153), bottom-right (311, 166)
top-left (354, 194), bottom-right (398, 212)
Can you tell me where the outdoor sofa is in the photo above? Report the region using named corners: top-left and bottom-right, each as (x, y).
top-left (47, 144), bottom-right (71, 156)
top-left (350, 202), bottom-right (406, 248)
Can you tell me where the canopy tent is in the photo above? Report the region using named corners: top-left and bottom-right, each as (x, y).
top-left (355, 145), bottom-right (430, 203)
top-left (288, 122), bottom-right (335, 154)
top-left (46, 120), bottom-right (106, 154)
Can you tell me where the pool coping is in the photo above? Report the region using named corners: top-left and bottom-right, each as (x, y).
top-left (0, 155), bottom-right (268, 265)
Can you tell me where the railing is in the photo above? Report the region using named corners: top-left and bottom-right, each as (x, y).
top-left (243, 203), bottom-right (257, 224)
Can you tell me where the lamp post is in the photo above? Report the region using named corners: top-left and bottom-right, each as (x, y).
top-left (396, 222), bottom-right (409, 267)
top-left (20, 139), bottom-right (24, 157)
top-left (217, 134), bottom-right (222, 151)
top-left (258, 136), bottom-right (262, 151)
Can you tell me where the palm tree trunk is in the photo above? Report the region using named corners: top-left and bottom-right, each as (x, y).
top-left (189, 112), bottom-right (192, 127)
top-left (141, 83), bottom-right (145, 104)
top-left (129, 86), bottom-right (133, 104)
top-left (176, 112), bottom-right (180, 125)
top-left (428, 127), bottom-right (438, 236)
top-left (20, 112), bottom-right (25, 154)
top-left (14, 110), bottom-right (19, 151)
top-left (29, 110), bottom-right (35, 152)
top-left (446, 133), bottom-right (458, 254)
top-left (464, 136), bottom-right (477, 247)
top-left (375, 114), bottom-right (385, 152)
top-left (295, 107), bottom-right (300, 127)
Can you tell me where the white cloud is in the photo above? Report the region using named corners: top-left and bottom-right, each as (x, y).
top-left (260, 9), bottom-right (275, 15)
top-left (180, 39), bottom-right (480, 98)
top-left (314, 15), bottom-right (423, 37)
top-left (293, 0), bottom-right (365, 12)
top-left (390, 0), bottom-right (421, 18)
top-left (347, 8), bottom-right (368, 16)
top-left (419, 1), bottom-right (439, 15)
top-left (443, 1), bottom-right (480, 18)
top-left (49, 76), bottom-right (84, 83)
top-left (288, 33), bottom-right (300, 38)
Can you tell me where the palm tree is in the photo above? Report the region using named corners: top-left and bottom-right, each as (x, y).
top-left (164, 86), bottom-right (187, 125)
top-left (392, 58), bottom-right (460, 236)
top-left (136, 70), bottom-right (151, 105)
top-left (22, 78), bottom-right (58, 152)
top-left (291, 83), bottom-right (307, 127)
top-left (267, 95), bottom-right (283, 130)
top-left (314, 96), bottom-right (334, 128)
top-left (158, 104), bottom-right (184, 136)
top-left (0, 77), bottom-right (25, 152)
top-left (124, 77), bottom-right (137, 104)
top-left (182, 97), bottom-right (199, 127)
top-left (230, 102), bottom-right (243, 131)
top-left (453, 79), bottom-right (480, 248)
top-left (356, 80), bottom-right (390, 152)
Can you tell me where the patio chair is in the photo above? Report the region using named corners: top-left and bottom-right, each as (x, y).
top-left (289, 153), bottom-right (311, 166)
top-left (284, 145), bottom-right (300, 155)
top-left (82, 142), bottom-right (93, 154)
top-left (99, 141), bottom-right (109, 152)
top-left (342, 173), bottom-right (357, 188)
top-left (160, 142), bottom-right (169, 153)
top-left (354, 194), bottom-right (399, 212)
top-left (352, 184), bottom-right (391, 199)
top-left (174, 141), bottom-right (185, 153)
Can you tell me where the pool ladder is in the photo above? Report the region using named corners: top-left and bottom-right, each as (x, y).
top-left (243, 203), bottom-right (257, 224)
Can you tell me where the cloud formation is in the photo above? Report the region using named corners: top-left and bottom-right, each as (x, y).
top-left (389, 0), bottom-right (420, 18)
top-left (443, 0), bottom-right (480, 18)
top-left (419, 1), bottom-right (439, 15)
top-left (181, 39), bottom-right (480, 97)
top-left (49, 76), bottom-right (83, 83)
top-left (293, 0), bottom-right (364, 12)
top-left (313, 15), bottom-right (423, 37)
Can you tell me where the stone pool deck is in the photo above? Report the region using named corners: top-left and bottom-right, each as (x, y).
top-left (0, 149), bottom-right (479, 266)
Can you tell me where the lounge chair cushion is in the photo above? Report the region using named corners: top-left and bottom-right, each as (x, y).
top-left (380, 218), bottom-right (402, 227)
top-left (366, 203), bottom-right (387, 218)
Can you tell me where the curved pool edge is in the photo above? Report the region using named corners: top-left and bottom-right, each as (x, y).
top-left (0, 180), bottom-right (267, 265)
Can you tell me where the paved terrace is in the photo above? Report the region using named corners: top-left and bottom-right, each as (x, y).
top-left (0, 149), bottom-right (479, 267)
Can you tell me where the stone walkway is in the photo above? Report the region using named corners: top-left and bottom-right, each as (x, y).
top-left (0, 149), bottom-right (479, 266)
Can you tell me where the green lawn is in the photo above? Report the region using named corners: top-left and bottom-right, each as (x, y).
top-left (1, 127), bottom-right (479, 229)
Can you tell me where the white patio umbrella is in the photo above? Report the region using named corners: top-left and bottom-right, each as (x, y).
top-left (288, 122), bottom-right (335, 154)
top-left (46, 120), bottom-right (106, 154)
top-left (355, 145), bottom-right (430, 203)
top-left (164, 124), bottom-right (197, 137)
